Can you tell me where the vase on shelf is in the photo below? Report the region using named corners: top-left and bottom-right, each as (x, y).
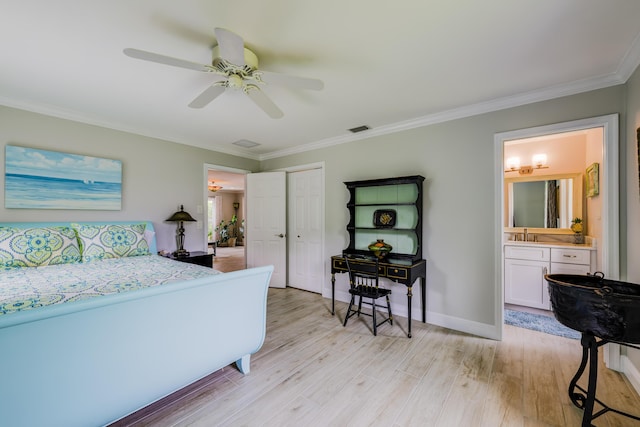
top-left (368, 239), bottom-right (392, 260)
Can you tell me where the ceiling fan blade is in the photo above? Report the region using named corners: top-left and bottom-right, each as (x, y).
top-left (188, 82), bottom-right (227, 108)
top-left (214, 28), bottom-right (246, 66)
top-left (245, 85), bottom-right (284, 119)
top-left (258, 70), bottom-right (324, 91)
top-left (123, 48), bottom-right (211, 72)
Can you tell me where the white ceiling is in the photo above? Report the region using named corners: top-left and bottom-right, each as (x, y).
top-left (2, 1), bottom-right (640, 160)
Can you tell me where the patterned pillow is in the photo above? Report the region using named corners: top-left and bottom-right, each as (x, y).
top-left (72, 223), bottom-right (150, 263)
top-left (0, 226), bottom-right (82, 270)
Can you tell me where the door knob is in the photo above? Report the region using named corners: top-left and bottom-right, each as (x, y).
top-left (275, 233), bottom-right (285, 238)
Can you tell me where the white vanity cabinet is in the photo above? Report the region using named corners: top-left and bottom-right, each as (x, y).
top-left (504, 245), bottom-right (551, 309)
top-left (550, 247), bottom-right (594, 275)
top-left (504, 243), bottom-right (596, 310)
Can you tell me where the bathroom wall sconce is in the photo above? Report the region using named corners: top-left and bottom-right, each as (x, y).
top-left (505, 154), bottom-right (549, 175)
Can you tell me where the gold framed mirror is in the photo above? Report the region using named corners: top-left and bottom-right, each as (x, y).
top-left (504, 173), bottom-right (583, 233)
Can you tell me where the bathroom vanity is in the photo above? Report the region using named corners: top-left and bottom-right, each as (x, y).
top-left (504, 241), bottom-right (596, 309)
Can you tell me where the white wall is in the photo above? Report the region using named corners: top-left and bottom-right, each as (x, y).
top-left (624, 63), bottom-right (640, 381)
top-left (0, 106), bottom-right (258, 253)
top-left (261, 85), bottom-right (626, 338)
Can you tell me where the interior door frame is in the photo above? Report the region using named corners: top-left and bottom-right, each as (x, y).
top-left (204, 162), bottom-right (325, 292)
top-left (285, 164), bottom-right (325, 292)
top-left (203, 163), bottom-right (250, 252)
top-left (273, 162), bottom-right (326, 292)
top-left (494, 114), bottom-right (619, 359)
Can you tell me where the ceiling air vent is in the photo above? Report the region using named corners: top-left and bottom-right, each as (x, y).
top-left (232, 139), bottom-right (260, 148)
top-left (348, 125), bottom-right (370, 133)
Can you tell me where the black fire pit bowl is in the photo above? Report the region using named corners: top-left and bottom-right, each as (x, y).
top-left (544, 273), bottom-right (640, 344)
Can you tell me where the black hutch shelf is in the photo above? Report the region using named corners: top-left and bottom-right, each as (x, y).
top-left (343, 175), bottom-right (425, 262)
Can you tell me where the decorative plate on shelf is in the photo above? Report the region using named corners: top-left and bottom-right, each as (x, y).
top-left (373, 209), bottom-right (396, 228)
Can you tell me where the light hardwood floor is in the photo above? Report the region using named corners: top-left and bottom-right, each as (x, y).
top-left (121, 288), bottom-right (640, 426)
top-left (210, 246), bottom-right (246, 273)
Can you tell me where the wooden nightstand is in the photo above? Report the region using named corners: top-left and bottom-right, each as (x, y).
top-left (166, 251), bottom-right (213, 268)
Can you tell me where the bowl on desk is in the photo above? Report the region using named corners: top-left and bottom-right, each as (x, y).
top-left (368, 239), bottom-right (392, 260)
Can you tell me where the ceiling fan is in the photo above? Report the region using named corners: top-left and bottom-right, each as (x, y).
top-left (124, 28), bottom-right (323, 119)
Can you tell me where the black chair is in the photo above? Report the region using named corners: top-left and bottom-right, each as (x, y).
top-left (343, 255), bottom-right (392, 336)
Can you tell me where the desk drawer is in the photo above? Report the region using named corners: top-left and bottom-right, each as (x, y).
top-left (332, 258), bottom-right (347, 271)
top-left (333, 258), bottom-right (385, 276)
top-left (387, 266), bottom-right (408, 280)
top-left (550, 248), bottom-right (590, 265)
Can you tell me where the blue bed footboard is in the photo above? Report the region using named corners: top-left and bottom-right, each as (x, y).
top-left (0, 256), bottom-right (273, 426)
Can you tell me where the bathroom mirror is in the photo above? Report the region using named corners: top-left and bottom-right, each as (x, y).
top-left (504, 173), bottom-right (582, 231)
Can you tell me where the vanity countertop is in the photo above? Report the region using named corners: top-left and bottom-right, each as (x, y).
top-left (504, 240), bottom-right (596, 250)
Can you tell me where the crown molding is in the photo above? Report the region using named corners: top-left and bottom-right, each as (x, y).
top-left (259, 71), bottom-right (627, 161)
top-left (616, 30), bottom-right (640, 82)
top-left (0, 95), bottom-right (262, 161)
top-left (3, 57), bottom-right (637, 164)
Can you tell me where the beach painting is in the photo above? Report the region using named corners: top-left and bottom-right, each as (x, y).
top-left (5, 145), bottom-right (122, 210)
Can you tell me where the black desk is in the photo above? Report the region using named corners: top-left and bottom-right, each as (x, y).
top-left (330, 255), bottom-right (427, 338)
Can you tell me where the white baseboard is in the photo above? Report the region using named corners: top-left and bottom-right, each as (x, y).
top-left (623, 354), bottom-right (640, 396)
top-left (426, 311), bottom-right (500, 340)
top-left (325, 289), bottom-right (500, 340)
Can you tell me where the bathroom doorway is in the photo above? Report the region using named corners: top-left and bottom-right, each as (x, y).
top-left (494, 114), bottom-right (619, 341)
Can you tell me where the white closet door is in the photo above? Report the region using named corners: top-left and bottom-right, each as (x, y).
top-left (287, 169), bottom-right (323, 293)
top-left (246, 172), bottom-right (286, 288)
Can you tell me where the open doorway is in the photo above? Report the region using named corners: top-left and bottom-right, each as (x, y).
top-left (502, 128), bottom-right (603, 339)
top-left (204, 165), bottom-right (248, 273)
top-left (494, 114), bottom-right (620, 366)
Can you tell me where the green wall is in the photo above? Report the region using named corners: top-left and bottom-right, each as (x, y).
top-left (261, 86), bottom-right (626, 334)
top-left (0, 106), bottom-right (259, 252)
top-left (1, 79), bottom-right (637, 380)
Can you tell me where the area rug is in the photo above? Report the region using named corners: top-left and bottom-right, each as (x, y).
top-left (504, 309), bottom-right (581, 340)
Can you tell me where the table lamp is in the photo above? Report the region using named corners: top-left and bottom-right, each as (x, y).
top-left (166, 205), bottom-right (197, 257)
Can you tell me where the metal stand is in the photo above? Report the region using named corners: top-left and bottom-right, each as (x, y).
top-left (569, 333), bottom-right (640, 426)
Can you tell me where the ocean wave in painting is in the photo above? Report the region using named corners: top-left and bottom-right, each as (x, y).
top-left (5, 174), bottom-right (122, 210)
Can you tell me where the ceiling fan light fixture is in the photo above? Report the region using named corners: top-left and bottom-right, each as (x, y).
top-left (228, 74), bottom-right (244, 89)
top-left (124, 27), bottom-right (323, 118)
top-left (212, 45), bottom-right (258, 70)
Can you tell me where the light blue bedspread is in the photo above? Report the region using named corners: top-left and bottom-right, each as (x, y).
top-left (0, 255), bottom-right (220, 315)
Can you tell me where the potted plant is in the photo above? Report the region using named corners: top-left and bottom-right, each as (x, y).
top-left (215, 219), bottom-right (229, 246)
top-left (571, 217), bottom-right (584, 244)
top-left (227, 214), bottom-right (238, 247)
